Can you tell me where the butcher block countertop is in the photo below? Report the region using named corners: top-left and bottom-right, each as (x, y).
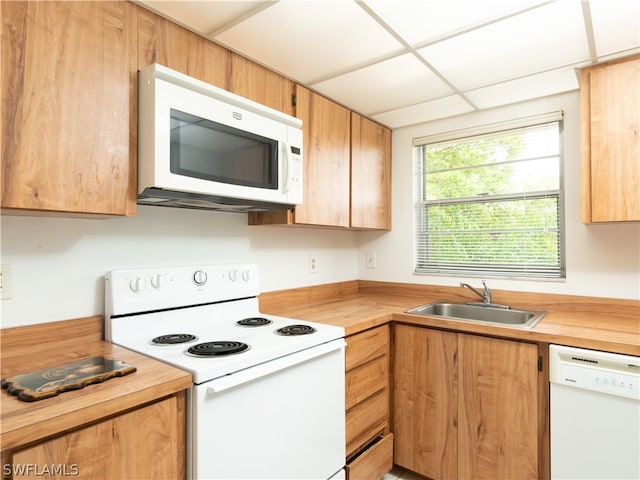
top-left (1, 281), bottom-right (637, 454)
top-left (259, 280), bottom-right (640, 356)
top-left (0, 316), bottom-right (192, 453)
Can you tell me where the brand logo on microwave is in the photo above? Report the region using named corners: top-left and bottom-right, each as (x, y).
top-left (233, 112), bottom-right (242, 121)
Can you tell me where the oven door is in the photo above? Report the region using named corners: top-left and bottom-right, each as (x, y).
top-left (188, 339), bottom-right (346, 480)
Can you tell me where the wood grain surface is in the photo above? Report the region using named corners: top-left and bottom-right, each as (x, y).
top-left (1, 1), bottom-right (137, 215)
top-left (259, 280), bottom-right (640, 355)
top-left (1, 317), bottom-right (192, 452)
top-left (581, 55), bottom-right (640, 222)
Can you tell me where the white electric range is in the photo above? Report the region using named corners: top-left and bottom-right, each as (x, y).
top-left (105, 263), bottom-right (346, 480)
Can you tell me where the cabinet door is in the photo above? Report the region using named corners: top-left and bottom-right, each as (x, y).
top-left (293, 86), bottom-right (351, 227)
top-left (1, 1), bottom-right (136, 216)
top-left (12, 394), bottom-right (185, 479)
top-left (229, 53), bottom-right (295, 116)
top-left (581, 55), bottom-right (640, 222)
top-left (457, 334), bottom-right (539, 479)
top-left (393, 325), bottom-right (458, 479)
top-left (137, 6), bottom-right (229, 90)
top-left (351, 113), bottom-right (391, 230)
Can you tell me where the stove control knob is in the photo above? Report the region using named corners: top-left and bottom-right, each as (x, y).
top-left (193, 270), bottom-right (208, 286)
top-left (150, 273), bottom-right (167, 289)
top-left (129, 276), bottom-right (146, 293)
top-left (228, 269), bottom-right (238, 282)
top-left (242, 270), bottom-right (251, 282)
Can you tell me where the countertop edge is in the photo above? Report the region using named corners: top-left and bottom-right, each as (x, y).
top-left (1, 339), bottom-right (192, 453)
top-left (259, 282), bottom-right (640, 355)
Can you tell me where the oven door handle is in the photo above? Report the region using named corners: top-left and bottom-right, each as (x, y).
top-left (206, 339), bottom-right (346, 394)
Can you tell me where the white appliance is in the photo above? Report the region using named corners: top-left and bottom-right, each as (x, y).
top-left (138, 64), bottom-right (303, 212)
top-left (105, 264), bottom-right (345, 480)
top-left (549, 344), bottom-right (640, 479)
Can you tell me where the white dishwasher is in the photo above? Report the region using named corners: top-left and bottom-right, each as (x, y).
top-left (549, 344), bottom-right (640, 479)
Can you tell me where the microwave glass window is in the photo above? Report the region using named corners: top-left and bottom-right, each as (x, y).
top-left (170, 109), bottom-right (278, 189)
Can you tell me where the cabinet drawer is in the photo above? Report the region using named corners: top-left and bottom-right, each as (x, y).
top-left (346, 325), bottom-right (389, 371)
top-left (346, 388), bottom-right (389, 457)
top-left (347, 433), bottom-right (393, 480)
top-left (346, 355), bottom-right (388, 410)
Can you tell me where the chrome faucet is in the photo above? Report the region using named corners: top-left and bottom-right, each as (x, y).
top-left (460, 280), bottom-right (491, 304)
top-left (459, 280), bottom-right (511, 309)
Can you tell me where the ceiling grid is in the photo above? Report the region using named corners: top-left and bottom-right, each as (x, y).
top-left (137, 0), bottom-right (640, 128)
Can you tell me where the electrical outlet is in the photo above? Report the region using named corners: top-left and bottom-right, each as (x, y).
top-left (365, 251), bottom-right (377, 269)
top-left (0, 264), bottom-right (12, 300)
top-left (309, 255), bottom-right (318, 273)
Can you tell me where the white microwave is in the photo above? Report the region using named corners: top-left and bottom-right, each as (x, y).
top-left (137, 64), bottom-right (303, 212)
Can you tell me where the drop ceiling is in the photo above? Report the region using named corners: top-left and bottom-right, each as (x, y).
top-left (137, 0), bottom-right (640, 129)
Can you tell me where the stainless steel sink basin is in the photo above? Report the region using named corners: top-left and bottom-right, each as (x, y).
top-left (406, 302), bottom-right (546, 328)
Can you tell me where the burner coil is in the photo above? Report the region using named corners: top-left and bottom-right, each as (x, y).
top-left (275, 324), bottom-right (317, 336)
top-left (152, 334), bottom-right (197, 345)
top-left (187, 341), bottom-right (250, 357)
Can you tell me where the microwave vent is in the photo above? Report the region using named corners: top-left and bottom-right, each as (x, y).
top-left (137, 188), bottom-right (294, 213)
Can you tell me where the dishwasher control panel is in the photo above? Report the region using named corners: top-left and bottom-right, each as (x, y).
top-left (549, 344), bottom-right (640, 400)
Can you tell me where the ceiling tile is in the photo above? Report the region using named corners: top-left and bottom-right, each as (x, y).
top-left (372, 94), bottom-right (474, 128)
top-left (311, 54), bottom-right (453, 116)
top-left (465, 66), bottom-right (582, 110)
top-left (139, 1), bottom-right (264, 35)
top-left (417, 0), bottom-right (589, 91)
top-left (213, 0), bottom-right (404, 83)
top-left (364, 0), bottom-right (547, 46)
top-left (136, 0), bottom-right (640, 130)
top-left (589, 0), bottom-right (640, 58)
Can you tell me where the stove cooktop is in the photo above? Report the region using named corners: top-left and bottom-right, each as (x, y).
top-left (105, 263), bottom-right (345, 384)
top-left (109, 297), bottom-right (343, 384)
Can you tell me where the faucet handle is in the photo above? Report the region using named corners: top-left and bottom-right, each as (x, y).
top-left (481, 280), bottom-right (491, 302)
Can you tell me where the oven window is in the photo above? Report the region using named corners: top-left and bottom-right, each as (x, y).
top-left (170, 109), bottom-right (278, 189)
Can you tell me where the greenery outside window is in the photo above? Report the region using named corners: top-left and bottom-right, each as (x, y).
top-left (414, 114), bottom-right (565, 279)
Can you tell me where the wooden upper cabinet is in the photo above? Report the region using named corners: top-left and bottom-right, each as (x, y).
top-left (294, 86), bottom-right (351, 227)
top-left (137, 10), bottom-right (293, 116)
top-left (351, 113), bottom-right (391, 230)
top-left (137, 7), bottom-right (229, 90)
top-left (1, 1), bottom-right (137, 216)
top-left (581, 55), bottom-right (640, 223)
top-left (229, 53), bottom-right (295, 116)
top-left (248, 89), bottom-right (392, 230)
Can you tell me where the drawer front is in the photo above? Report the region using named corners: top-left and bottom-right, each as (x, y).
top-left (347, 433), bottom-right (394, 480)
top-left (346, 388), bottom-right (389, 457)
top-left (346, 325), bottom-right (390, 371)
top-left (346, 355), bottom-right (388, 410)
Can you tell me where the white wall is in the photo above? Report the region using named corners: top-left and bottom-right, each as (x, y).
top-left (2, 91), bottom-right (638, 330)
top-left (0, 207), bottom-right (358, 328)
top-left (357, 91), bottom-right (640, 300)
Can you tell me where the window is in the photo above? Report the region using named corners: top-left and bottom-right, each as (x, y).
top-left (414, 115), bottom-right (565, 279)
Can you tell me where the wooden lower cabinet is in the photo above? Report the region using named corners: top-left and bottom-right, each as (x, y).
top-left (393, 324), bottom-right (547, 480)
top-left (346, 433), bottom-right (393, 480)
top-left (5, 394), bottom-right (185, 479)
top-left (345, 325), bottom-right (393, 480)
top-left (393, 326), bottom-right (457, 479)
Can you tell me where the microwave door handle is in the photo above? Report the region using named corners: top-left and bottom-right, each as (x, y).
top-left (281, 141), bottom-right (291, 193)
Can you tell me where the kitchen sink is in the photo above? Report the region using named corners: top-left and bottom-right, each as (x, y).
top-left (406, 302), bottom-right (546, 328)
